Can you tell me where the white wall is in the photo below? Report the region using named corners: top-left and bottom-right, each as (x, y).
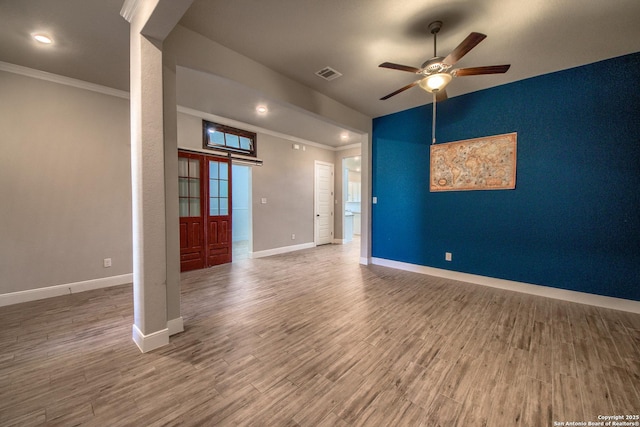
top-left (0, 70), bottom-right (132, 295)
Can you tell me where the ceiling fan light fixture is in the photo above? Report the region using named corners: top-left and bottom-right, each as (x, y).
top-left (419, 73), bottom-right (452, 93)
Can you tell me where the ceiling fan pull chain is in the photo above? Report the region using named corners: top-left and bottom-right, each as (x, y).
top-left (432, 92), bottom-right (437, 144)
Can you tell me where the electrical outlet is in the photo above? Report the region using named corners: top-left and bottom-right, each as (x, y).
top-left (291, 233), bottom-right (296, 240)
top-left (103, 258), bottom-right (112, 268)
top-left (445, 252), bottom-right (452, 262)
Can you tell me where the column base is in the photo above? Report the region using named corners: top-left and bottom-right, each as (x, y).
top-left (132, 324), bottom-right (169, 353)
top-left (167, 316), bottom-right (184, 335)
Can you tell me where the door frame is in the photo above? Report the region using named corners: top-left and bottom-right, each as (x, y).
top-left (314, 160), bottom-right (334, 246)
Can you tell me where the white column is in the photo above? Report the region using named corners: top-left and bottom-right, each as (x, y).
top-left (163, 59), bottom-right (183, 335)
top-left (130, 20), bottom-right (169, 353)
top-left (122, 0), bottom-right (193, 352)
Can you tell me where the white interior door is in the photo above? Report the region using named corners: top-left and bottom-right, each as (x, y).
top-left (314, 161), bottom-right (334, 246)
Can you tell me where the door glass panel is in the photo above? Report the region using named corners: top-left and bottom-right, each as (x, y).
top-left (220, 181), bottom-right (228, 197)
top-left (189, 178), bottom-right (200, 197)
top-left (189, 199), bottom-right (200, 217)
top-left (178, 158), bottom-right (189, 177)
top-left (178, 178), bottom-right (189, 197)
top-left (207, 159), bottom-right (230, 217)
top-left (220, 198), bottom-right (228, 216)
top-left (179, 198), bottom-right (189, 217)
top-left (189, 159), bottom-right (199, 178)
top-left (209, 198), bottom-right (219, 216)
top-left (209, 179), bottom-right (218, 197)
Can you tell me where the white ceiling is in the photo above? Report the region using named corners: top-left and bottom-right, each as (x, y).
top-left (2, 0), bottom-right (640, 146)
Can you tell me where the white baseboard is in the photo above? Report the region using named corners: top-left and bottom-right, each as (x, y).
top-left (167, 316), bottom-right (184, 335)
top-left (359, 257), bottom-right (370, 265)
top-left (250, 242), bottom-right (316, 259)
top-left (371, 258), bottom-right (640, 314)
top-left (0, 274), bottom-right (133, 307)
top-left (132, 324), bottom-right (169, 353)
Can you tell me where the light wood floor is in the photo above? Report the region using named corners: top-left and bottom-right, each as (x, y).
top-left (1, 241), bottom-right (639, 426)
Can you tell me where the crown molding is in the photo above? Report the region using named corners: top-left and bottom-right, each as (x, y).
top-left (0, 61), bottom-right (129, 99)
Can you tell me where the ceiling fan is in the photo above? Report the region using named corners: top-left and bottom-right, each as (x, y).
top-left (379, 21), bottom-right (511, 143)
top-left (379, 21), bottom-right (511, 102)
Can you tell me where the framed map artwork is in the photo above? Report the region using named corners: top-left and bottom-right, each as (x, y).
top-left (430, 132), bottom-right (517, 192)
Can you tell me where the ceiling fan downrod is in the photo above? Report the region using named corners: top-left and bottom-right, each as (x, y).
top-left (429, 21), bottom-right (443, 145)
top-left (429, 20), bottom-right (442, 58)
top-left (433, 28), bottom-right (437, 57)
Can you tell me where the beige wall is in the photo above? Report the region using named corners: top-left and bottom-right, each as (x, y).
top-left (0, 71), bottom-right (132, 294)
top-left (252, 134), bottom-right (334, 251)
top-left (177, 112), bottom-right (336, 253)
top-left (0, 68), bottom-right (361, 299)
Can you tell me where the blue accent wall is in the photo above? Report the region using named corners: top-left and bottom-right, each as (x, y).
top-left (372, 52), bottom-right (640, 301)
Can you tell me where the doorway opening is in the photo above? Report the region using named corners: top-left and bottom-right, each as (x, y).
top-left (343, 156), bottom-right (361, 243)
top-left (232, 164), bottom-right (252, 260)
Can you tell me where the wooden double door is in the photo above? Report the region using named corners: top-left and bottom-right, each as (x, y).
top-left (178, 151), bottom-right (232, 272)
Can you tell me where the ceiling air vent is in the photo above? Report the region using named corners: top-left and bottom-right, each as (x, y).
top-left (315, 66), bottom-right (343, 81)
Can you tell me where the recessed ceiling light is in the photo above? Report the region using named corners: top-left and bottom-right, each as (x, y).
top-left (33, 34), bottom-right (53, 44)
top-left (340, 132), bottom-right (349, 141)
top-left (256, 105), bottom-right (268, 114)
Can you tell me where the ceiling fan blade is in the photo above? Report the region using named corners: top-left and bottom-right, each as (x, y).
top-left (443, 32), bottom-right (486, 66)
top-left (380, 79), bottom-right (422, 100)
top-left (455, 64), bottom-right (511, 76)
top-left (436, 89), bottom-right (448, 102)
top-left (379, 62), bottom-right (422, 73)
